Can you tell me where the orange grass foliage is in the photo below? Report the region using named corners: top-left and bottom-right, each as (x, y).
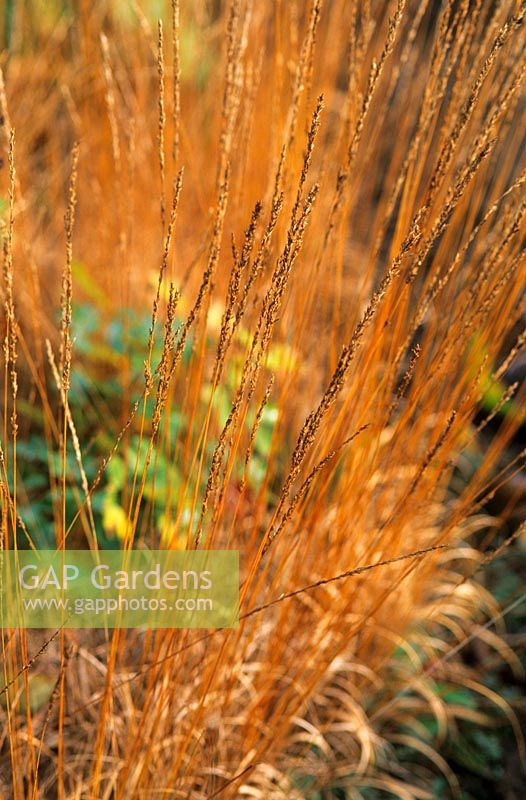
top-left (1, 0), bottom-right (526, 797)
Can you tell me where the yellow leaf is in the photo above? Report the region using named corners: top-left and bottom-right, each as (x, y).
top-left (102, 499), bottom-right (129, 540)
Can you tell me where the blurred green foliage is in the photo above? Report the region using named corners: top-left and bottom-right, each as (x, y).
top-left (11, 291), bottom-right (281, 549)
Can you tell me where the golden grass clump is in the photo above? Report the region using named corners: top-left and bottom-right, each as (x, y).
top-left (1, 0), bottom-right (525, 797)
